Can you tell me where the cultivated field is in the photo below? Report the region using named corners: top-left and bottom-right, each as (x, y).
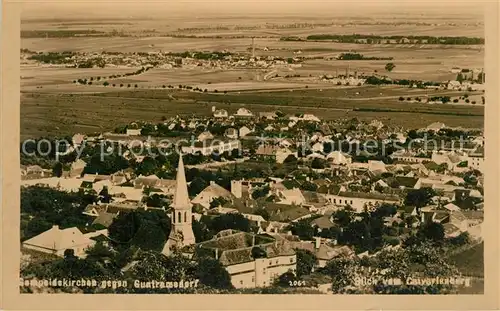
top-left (19, 12), bottom-right (485, 139)
top-left (21, 87), bottom-right (484, 139)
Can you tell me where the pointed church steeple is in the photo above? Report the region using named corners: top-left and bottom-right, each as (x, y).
top-left (163, 154), bottom-right (196, 255)
top-left (172, 155), bottom-right (191, 209)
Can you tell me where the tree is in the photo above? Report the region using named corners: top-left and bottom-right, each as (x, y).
top-left (108, 212), bottom-right (138, 244)
top-left (385, 62), bottom-right (395, 72)
top-left (289, 220), bottom-right (315, 241)
top-left (52, 161), bottom-right (63, 177)
top-left (276, 271), bottom-right (296, 287)
top-left (103, 81), bottom-right (109, 86)
top-left (254, 208), bottom-right (270, 221)
top-left (251, 185), bottom-right (270, 200)
top-left (135, 84), bottom-right (138, 88)
top-left (209, 213), bottom-right (253, 233)
top-left (196, 258), bottom-right (233, 289)
top-left (188, 177), bottom-right (208, 197)
top-left (311, 158), bottom-right (326, 169)
top-left (295, 249), bottom-right (318, 277)
top-left (192, 218), bottom-right (213, 243)
top-left (404, 188), bottom-right (435, 209)
top-left (209, 196), bottom-right (229, 209)
top-left (323, 256), bottom-right (358, 293)
top-left (456, 73), bottom-right (464, 83)
top-left (419, 222), bottom-right (445, 243)
top-left (98, 186), bottom-right (112, 203)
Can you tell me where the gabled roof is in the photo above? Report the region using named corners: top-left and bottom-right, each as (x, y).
top-left (337, 191), bottom-right (399, 201)
top-left (23, 226), bottom-right (93, 251)
top-left (443, 223), bottom-right (461, 236)
top-left (265, 203), bottom-right (311, 222)
top-left (193, 182), bottom-right (234, 202)
top-left (91, 212), bottom-right (117, 228)
top-left (311, 215), bottom-right (336, 229)
top-left (394, 176), bottom-right (418, 188)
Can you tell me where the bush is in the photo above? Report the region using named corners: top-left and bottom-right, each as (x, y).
top-left (406, 97), bottom-right (411, 101)
top-left (399, 96), bottom-right (404, 101)
top-left (453, 99), bottom-right (459, 103)
top-left (465, 99), bottom-right (470, 103)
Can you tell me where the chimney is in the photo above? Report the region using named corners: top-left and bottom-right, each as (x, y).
top-left (252, 235), bottom-right (255, 246)
top-left (231, 180), bottom-right (242, 199)
top-left (315, 237), bottom-right (321, 249)
top-left (215, 248), bottom-right (219, 260)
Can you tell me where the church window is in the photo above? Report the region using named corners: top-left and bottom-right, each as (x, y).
top-left (184, 211), bottom-right (187, 222)
top-left (178, 212), bottom-right (182, 223)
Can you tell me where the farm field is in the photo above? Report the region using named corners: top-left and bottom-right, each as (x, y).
top-left (19, 12), bottom-right (485, 140)
top-left (21, 66), bottom-right (140, 88)
top-left (21, 88), bottom-right (484, 139)
top-left (21, 36), bottom-right (484, 55)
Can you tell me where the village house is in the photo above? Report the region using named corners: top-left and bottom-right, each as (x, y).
top-left (264, 203), bottom-right (312, 223)
top-left (191, 181), bottom-right (236, 209)
top-left (239, 126), bottom-right (253, 137)
top-left (323, 191), bottom-right (400, 213)
top-left (72, 133), bottom-right (86, 146)
top-left (259, 112), bottom-right (278, 120)
top-left (197, 131), bottom-right (214, 142)
top-left (22, 225), bottom-right (98, 258)
top-left (276, 188), bottom-right (306, 205)
top-left (466, 147), bottom-right (484, 173)
top-left (390, 151), bottom-right (429, 163)
top-left (193, 230), bottom-right (297, 288)
top-left (224, 128), bottom-right (239, 139)
top-left (213, 109), bottom-right (229, 118)
top-left (182, 140), bottom-right (241, 156)
top-left (290, 114), bottom-right (321, 123)
top-left (21, 177), bottom-right (83, 193)
top-left (326, 151), bottom-right (352, 165)
top-left (235, 108), bottom-right (253, 118)
top-left (126, 128), bottom-right (142, 136)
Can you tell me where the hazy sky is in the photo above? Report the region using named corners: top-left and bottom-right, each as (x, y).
top-left (22, 0), bottom-right (484, 19)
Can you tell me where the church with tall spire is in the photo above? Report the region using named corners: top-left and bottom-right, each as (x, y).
top-left (162, 154), bottom-right (195, 255)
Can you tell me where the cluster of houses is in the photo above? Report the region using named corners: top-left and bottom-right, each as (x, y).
top-left (21, 107), bottom-right (485, 290)
top-left (21, 49), bottom-right (304, 71)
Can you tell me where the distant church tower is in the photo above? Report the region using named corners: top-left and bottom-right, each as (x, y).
top-left (162, 155), bottom-right (195, 255)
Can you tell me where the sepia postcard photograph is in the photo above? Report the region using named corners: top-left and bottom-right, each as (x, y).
top-left (1, 0), bottom-right (499, 310)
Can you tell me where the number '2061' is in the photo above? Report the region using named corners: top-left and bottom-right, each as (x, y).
top-left (289, 280), bottom-right (306, 286)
